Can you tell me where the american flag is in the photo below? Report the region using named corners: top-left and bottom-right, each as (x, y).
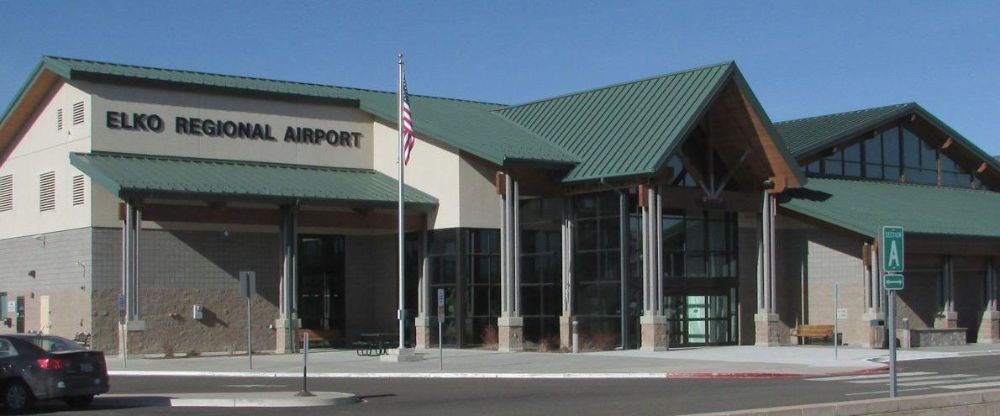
top-left (401, 74), bottom-right (415, 165)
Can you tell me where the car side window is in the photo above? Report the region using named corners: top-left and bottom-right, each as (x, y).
top-left (0, 339), bottom-right (19, 358)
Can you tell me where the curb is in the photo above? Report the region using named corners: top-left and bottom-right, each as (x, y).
top-left (109, 365), bottom-right (889, 380)
top-left (99, 392), bottom-right (358, 408)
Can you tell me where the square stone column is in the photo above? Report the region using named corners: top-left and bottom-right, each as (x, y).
top-left (978, 311), bottom-right (1000, 344)
top-left (755, 313), bottom-right (787, 346)
top-left (640, 315), bottom-right (668, 351)
top-left (498, 316), bottom-right (524, 352)
top-left (978, 260), bottom-right (999, 343)
top-left (273, 318), bottom-right (300, 353)
top-left (861, 311), bottom-right (885, 348)
top-left (414, 316), bottom-right (431, 349)
top-left (559, 315), bottom-right (574, 350)
top-left (935, 311), bottom-right (959, 329)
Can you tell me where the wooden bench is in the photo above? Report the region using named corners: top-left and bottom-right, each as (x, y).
top-left (298, 329), bottom-right (339, 348)
top-left (791, 325), bottom-right (835, 344)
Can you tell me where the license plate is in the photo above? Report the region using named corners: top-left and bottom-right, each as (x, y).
top-left (80, 363), bottom-right (94, 373)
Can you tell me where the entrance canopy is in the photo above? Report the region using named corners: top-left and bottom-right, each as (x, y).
top-left (70, 152), bottom-right (437, 208)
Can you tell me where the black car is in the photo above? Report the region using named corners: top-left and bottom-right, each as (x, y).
top-left (0, 335), bottom-right (109, 412)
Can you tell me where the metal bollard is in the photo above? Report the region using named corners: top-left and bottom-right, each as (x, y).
top-left (572, 320), bottom-right (579, 354)
top-left (295, 332), bottom-right (314, 397)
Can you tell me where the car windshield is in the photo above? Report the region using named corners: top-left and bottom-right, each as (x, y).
top-left (28, 336), bottom-right (85, 352)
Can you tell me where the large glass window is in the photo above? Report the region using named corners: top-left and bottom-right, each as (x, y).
top-left (665, 154), bottom-right (697, 187)
top-left (465, 230), bottom-right (500, 347)
top-left (803, 123), bottom-right (987, 189)
top-left (520, 197), bottom-right (563, 347)
top-left (573, 191), bottom-right (623, 348)
top-left (428, 229), bottom-right (460, 346)
top-left (661, 210), bottom-right (738, 279)
top-left (427, 228), bottom-right (501, 347)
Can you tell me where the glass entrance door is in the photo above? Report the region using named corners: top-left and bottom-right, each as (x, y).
top-left (666, 290), bottom-right (737, 346)
top-left (297, 235), bottom-right (346, 346)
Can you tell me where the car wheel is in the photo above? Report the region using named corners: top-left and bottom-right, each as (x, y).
top-left (4, 380), bottom-right (34, 413)
top-left (65, 394), bottom-right (94, 409)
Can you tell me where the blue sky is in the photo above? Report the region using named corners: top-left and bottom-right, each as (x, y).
top-left (2, 1), bottom-right (998, 155)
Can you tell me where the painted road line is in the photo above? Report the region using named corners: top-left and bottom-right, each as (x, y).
top-left (849, 374), bottom-right (973, 384)
top-left (936, 381), bottom-right (1000, 390)
top-left (900, 376), bottom-right (1000, 387)
top-left (805, 372), bottom-right (934, 382)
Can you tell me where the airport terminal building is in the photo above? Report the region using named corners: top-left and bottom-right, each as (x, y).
top-left (0, 56), bottom-right (997, 354)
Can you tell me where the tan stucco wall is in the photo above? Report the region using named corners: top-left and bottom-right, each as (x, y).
top-left (458, 156), bottom-right (501, 229)
top-left (0, 81), bottom-right (93, 239)
top-left (372, 120), bottom-right (501, 230)
top-left (87, 82), bottom-right (373, 169)
top-left (372, 120), bottom-right (459, 229)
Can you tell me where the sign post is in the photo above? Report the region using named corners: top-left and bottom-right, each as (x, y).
top-left (239, 271), bottom-right (256, 369)
top-left (834, 284), bottom-right (839, 359)
top-left (881, 226), bottom-right (905, 398)
top-left (117, 293), bottom-right (127, 368)
top-left (437, 288), bottom-right (445, 371)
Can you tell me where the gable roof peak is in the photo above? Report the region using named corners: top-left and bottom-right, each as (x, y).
top-left (502, 60), bottom-right (736, 111)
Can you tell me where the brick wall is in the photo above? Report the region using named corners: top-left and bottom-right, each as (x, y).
top-left (778, 217), bottom-right (868, 346)
top-left (0, 228), bottom-right (92, 339)
top-left (91, 227), bottom-right (280, 354)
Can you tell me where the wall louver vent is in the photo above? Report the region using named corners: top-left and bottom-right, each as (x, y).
top-left (39, 172), bottom-right (55, 212)
top-left (72, 101), bottom-right (85, 125)
top-left (72, 175), bottom-right (85, 206)
top-left (0, 175), bottom-right (12, 212)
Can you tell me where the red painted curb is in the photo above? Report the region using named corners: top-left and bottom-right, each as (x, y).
top-left (664, 365), bottom-right (890, 379)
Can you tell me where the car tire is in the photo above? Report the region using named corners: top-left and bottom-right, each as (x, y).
top-left (65, 394), bottom-right (94, 409)
top-left (4, 380), bottom-right (34, 413)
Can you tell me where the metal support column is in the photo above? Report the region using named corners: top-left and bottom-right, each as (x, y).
top-left (655, 185), bottom-right (663, 315)
top-left (619, 191), bottom-right (627, 348)
top-left (989, 259), bottom-right (998, 312)
top-left (561, 199), bottom-right (574, 316)
top-left (498, 173), bottom-right (523, 351)
top-left (278, 207), bottom-right (297, 353)
top-left (418, 230), bottom-right (429, 319)
top-left (513, 180), bottom-right (520, 317)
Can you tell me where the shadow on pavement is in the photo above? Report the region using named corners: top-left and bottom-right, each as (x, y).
top-left (20, 396), bottom-right (172, 414)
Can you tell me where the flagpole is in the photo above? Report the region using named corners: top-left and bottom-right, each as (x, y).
top-left (396, 53), bottom-right (406, 351)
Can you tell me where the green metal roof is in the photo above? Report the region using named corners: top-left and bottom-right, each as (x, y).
top-left (69, 152), bottom-right (437, 207)
top-left (30, 56), bottom-right (576, 167)
top-left (495, 62), bottom-right (805, 185)
top-left (782, 177), bottom-right (1000, 239)
top-left (496, 63), bottom-right (732, 182)
top-left (774, 103), bottom-right (912, 158)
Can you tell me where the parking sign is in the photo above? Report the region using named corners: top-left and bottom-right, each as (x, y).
top-left (881, 226), bottom-right (904, 273)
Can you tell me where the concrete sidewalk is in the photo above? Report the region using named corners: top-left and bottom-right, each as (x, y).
top-left (103, 344), bottom-right (1000, 378)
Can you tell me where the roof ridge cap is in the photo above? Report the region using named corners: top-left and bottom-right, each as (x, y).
top-left (44, 55), bottom-right (502, 106)
top-left (775, 102), bottom-right (915, 126)
top-left (500, 61), bottom-right (735, 111)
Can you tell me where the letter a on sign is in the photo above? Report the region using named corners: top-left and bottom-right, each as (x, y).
top-left (881, 226), bottom-right (904, 273)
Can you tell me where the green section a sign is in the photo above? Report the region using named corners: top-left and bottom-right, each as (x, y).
top-left (881, 226), bottom-right (904, 273)
top-left (884, 273), bottom-right (904, 291)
